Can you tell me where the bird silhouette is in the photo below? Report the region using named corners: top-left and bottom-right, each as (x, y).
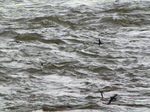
top-left (66, 103), bottom-right (73, 109)
top-left (98, 39), bottom-right (103, 45)
top-left (107, 94), bottom-right (117, 104)
top-left (99, 91), bottom-right (104, 99)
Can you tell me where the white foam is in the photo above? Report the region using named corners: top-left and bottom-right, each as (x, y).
top-left (61, 0), bottom-right (150, 7)
top-left (61, 0), bottom-right (107, 7)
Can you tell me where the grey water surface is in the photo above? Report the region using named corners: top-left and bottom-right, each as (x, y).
top-left (0, 0), bottom-right (150, 112)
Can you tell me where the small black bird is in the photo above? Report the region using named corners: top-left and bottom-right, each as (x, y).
top-left (66, 105), bottom-right (72, 109)
top-left (107, 94), bottom-right (117, 104)
top-left (99, 91), bottom-right (104, 99)
top-left (15, 40), bottom-right (21, 43)
top-left (98, 39), bottom-right (103, 45)
top-left (66, 103), bottom-right (73, 109)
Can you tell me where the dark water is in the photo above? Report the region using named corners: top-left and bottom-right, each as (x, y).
top-left (0, 0), bottom-right (150, 112)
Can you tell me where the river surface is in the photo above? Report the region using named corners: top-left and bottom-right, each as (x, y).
top-left (0, 0), bottom-right (150, 112)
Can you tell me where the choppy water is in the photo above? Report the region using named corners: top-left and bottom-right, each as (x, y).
top-left (0, 0), bottom-right (150, 112)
